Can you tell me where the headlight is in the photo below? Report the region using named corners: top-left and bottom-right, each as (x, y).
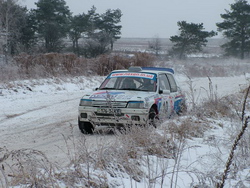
top-left (79, 99), bottom-right (93, 106)
top-left (127, 101), bottom-right (144, 108)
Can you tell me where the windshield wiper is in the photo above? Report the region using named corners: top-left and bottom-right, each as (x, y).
top-left (99, 87), bottom-right (116, 90)
top-left (119, 88), bottom-right (142, 91)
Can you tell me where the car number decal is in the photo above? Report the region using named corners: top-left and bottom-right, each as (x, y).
top-left (97, 108), bottom-right (122, 115)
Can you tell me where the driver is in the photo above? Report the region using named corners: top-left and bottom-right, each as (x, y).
top-left (141, 79), bottom-right (155, 91)
top-left (122, 77), bottom-right (136, 89)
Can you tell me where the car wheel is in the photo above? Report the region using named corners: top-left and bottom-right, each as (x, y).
top-left (78, 120), bottom-right (94, 134)
top-left (148, 107), bottom-right (158, 128)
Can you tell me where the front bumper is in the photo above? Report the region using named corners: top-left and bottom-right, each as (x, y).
top-left (78, 106), bottom-right (149, 127)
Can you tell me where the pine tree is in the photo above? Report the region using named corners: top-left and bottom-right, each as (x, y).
top-left (170, 21), bottom-right (216, 59)
top-left (34, 0), bottom-right (71, 52)
top-left (98, 9), bottom-right (122, 50)
top-left (217, 0), bottom-right (250, 59)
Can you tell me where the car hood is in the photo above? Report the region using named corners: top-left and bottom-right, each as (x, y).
top-left (82, 90), bottom-right (156, 101)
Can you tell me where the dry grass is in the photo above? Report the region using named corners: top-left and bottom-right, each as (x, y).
top-left (0, 147), bottom-right (57, 187)
top-left (197, 97), bottom-right (237, 119)
top-left (0, 52), bottom-right (156, 82)
top-left (1, 52), bottom-right (250, 84)
top-left (114, 125), bottom-right (175, 158)
top-left (167, 117), bottom-right (208, 139)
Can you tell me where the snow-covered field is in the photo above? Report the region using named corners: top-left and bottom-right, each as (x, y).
top-left (0, 73), bottom-right (250, 187)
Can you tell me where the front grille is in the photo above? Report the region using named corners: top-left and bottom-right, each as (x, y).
top-left (94, 112), bottom-right (124, 116)
top-left (92, 101), bottom-right (127, 108)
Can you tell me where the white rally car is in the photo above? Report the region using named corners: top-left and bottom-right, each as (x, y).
top-left (78, 66), bottom-right (185, 134)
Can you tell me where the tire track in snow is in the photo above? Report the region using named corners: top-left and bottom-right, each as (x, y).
top-left (0, 96), bottom-right (79, 124)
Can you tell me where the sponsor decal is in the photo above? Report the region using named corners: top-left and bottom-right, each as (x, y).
top-left (175, 95), bottom-right (183, 100)
top-left (110, 72), bottom-right (155, 80)
top-left (154, 97), bottom-right (162, 111)
top-left (146, 94), bottom-right (159, 101)
top-left (174, 95), bottom-right (184, 112)
top-left (90, 91), bottom-right (125, 99)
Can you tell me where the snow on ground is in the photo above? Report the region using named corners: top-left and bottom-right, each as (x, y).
top-left (0, 74), bottom-right (249, 187)
top-left (0, 76), bottom-right (105, 166)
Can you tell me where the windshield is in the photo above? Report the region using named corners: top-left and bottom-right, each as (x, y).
top-left (99, 72), bottom-right (157, 92)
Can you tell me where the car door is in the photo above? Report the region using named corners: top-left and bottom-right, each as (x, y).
top-left (158, 74), bottom-right (172, 117)
top-left (166, 73), bottom-right (181, 113)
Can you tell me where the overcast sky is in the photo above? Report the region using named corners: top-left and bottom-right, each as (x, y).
top-left (20, 0), bottom-right (237, 38)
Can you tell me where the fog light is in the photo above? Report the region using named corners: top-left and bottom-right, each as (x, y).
top-left (131, 116), bottom-right (140, 121)
top-left (81, 113), bottom-right (87, 118)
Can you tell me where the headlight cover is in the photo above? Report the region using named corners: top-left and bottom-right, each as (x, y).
top-left (127, 101), bottom-right (144, 108)
top-left (79, 99), bottom-right (93, 106)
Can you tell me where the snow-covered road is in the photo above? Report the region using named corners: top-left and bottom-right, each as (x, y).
top-left (0, 75), bottom-right (249, 166)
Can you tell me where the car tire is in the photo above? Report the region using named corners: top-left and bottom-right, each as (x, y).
top-left (78, 120), bottom-right (94, 134)
top-left (148, 107), bottom-right (158, 128)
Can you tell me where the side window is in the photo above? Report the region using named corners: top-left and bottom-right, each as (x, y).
top-left (159, 74), bottom-right (170, 91)
top-left (166, 74), bottom-right (177, 92)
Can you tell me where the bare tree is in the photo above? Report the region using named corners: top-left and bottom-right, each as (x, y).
top-left (148, 35), bottom-right (162, 56)
top-left (0, 0), bottom-right (28, 61)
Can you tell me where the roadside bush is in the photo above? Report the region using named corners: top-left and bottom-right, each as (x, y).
top-left (14, 53), bottom-right (88, 78)
top-left (132, 52), bottom-right (155, 67)
top-left (167, 117), bottom-right (208, 139)
top-left (114, 125), bottom-right (175, 158)
top-left (2, 52), bottom-right (249, 82)
top-left (92, 52), bottom-right (155, 76)
top-left (92, 54), bottom-right (131, 76)
top-left (0, 52), bottom-right (156, 81)
top-left (197, 97), bottom-right (236, 119)
top-left (0, 63), bottom-right (20, 81)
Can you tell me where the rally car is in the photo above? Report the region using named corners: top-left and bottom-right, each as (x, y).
top-left (78, 66), bottom-right (185, 134)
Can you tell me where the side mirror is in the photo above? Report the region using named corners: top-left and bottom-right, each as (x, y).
top-left (93, 88), bottom-right (98, 91)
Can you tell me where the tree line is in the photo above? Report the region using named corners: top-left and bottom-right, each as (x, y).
top-left (0, 0), bottom-right (122, 58)
top-left (168, 0), bottom-right (250, 60)
top-left (0, 0), bottom-right (250, 60)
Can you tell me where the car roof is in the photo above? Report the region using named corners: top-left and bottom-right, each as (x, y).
top-left (111, 66), bottom-right (174, 75)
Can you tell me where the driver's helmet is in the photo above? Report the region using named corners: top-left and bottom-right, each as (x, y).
top-left (143, 78), bottom-right (155, 91)
top-left (123, 77), bottom-right (136, 88)
top-left (144, 78), bottom-right (154, 85)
